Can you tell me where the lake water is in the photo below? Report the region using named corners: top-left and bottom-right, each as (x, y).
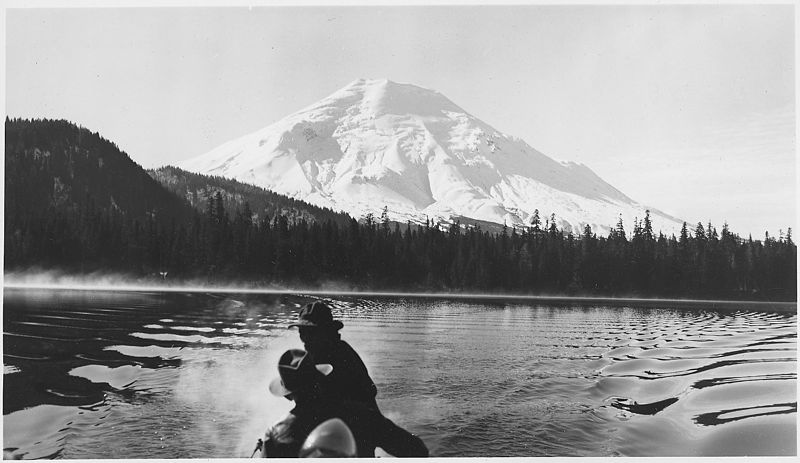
top-left (2, 288), bottom-right (796, 458)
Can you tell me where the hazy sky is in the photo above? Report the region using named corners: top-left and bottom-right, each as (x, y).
top-left (4, 3), bottom-right (796, 237)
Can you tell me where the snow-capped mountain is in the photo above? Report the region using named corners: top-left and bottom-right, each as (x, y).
top-left (178, 78), bottom-right (683, 235)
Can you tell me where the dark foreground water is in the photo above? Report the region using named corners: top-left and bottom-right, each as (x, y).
top-left (3, 288), bottom-right (796, 458)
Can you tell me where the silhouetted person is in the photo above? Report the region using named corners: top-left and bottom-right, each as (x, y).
top-left (289, 301), bottom-right (379, 410)
top-left (261, 349), bottom-right (428, 458)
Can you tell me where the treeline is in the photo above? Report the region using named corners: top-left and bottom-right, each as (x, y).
top-left (6, 192), bottom-right (796, 301)
top-left (4, 117), bottom-right (796, 300)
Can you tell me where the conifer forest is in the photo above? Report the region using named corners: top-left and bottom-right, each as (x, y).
top-left (5, 118), bottom-right (797, 301)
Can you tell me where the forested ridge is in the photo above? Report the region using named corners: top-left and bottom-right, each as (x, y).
top-left (147, 165), bottom-right (353, 228)
top-left (5, 118), bottom-right (796, 301)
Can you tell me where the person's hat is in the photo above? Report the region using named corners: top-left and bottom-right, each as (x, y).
top-left (288, 301), bottom-right (344, 331)
top-left (299, 418), bottom-right (357, 458)
top-left (268, 349), bottom-right (333, 397)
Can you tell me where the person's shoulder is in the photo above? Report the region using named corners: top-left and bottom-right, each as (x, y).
top-left (267, 412), bottom-right (299, 441)
top-left (337, 339), bottom-right (361, 355)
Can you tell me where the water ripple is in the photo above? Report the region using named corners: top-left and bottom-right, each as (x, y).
top-left (695, 402), bottom-right (797, 426)
top-left (3, 290), bottom-right (795, 458)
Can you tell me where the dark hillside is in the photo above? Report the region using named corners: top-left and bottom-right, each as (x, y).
top-left (148, 166), bottom-right (352, 227)
top-left (4, 118), bottom-right (195, 271)
top-left (5, 118), bottom-right (193, 223)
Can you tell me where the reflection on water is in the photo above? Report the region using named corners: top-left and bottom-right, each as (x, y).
top-left (2, 288), bottom-right (796, 458)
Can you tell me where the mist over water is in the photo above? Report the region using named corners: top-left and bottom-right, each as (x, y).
top-left (2, 288), bottom-right (796, 458)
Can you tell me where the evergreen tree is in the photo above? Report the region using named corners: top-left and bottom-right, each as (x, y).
top-left (531, 209), bottom-right (541, 233)
top-left (380, 206), bottom-right (390, 235)
top-left (643, 210), bottom-right (654, 241)
top-left (679, 221), bottom-right (690, 245)
top-left (611, 215), bottom-right (627, 242)
top-left (548, 213), bottom-right (559, 237)
top-left (695, 222), bottom-right (706, 242)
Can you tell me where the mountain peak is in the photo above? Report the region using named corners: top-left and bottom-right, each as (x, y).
top-left (321, 78), bottom-right (462, 118)
top-left (178, 80), bottom-right (684, 235)
top-left (345, 77), bottom-right (390, 87)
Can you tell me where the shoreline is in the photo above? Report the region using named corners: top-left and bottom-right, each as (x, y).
top-left (4, 283), bottom-right (796, 312)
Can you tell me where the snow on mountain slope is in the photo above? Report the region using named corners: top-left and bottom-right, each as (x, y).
top-left (178, 78), bottom-right (684, 235)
